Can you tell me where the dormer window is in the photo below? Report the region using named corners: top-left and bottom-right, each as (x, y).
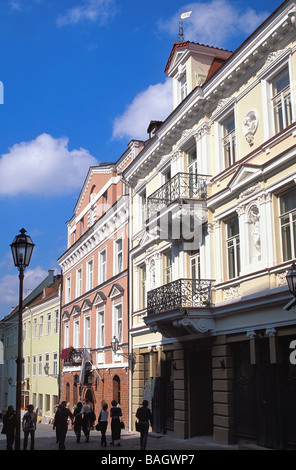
top-left (180, 71), bottom-right (187, 102)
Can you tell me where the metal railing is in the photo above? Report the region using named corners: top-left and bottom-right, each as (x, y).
top-left (147, 278), bottom-right (212, 316)
top-left (146, 172), bottom-right (209, 219)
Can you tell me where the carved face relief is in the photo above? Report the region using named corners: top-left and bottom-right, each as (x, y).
top-left (242, 110), bottom-right (259, 145)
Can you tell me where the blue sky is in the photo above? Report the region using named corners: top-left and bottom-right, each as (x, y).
top-left (0, 0), bottom-right (283, 318)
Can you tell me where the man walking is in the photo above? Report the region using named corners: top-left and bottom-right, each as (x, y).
top-left (22, 404), bottom-right (37, 450)
top-left (53, 401), bottom-right (73, 450)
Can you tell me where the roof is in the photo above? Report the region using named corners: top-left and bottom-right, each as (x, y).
top-left (164, 41), bottom-right (232, 75)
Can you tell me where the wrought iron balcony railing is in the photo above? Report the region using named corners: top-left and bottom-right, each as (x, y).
top-left (147, 172), bottom-right (209, 219)
top-left (147, 278), bottom-right (212, 316)
top-left (61, 347), bottom-right (83, 366)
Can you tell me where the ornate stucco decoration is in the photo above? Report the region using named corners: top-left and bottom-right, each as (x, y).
top-left (242, 110), bottom-right (259, 146)
top-left (223, 284), bottom-right (241, 300)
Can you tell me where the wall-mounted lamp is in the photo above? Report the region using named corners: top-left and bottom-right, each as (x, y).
top-left (111, 336), bottom-right (135, 369)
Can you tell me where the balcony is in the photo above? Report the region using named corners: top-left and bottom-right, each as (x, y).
top-left (147, 172), bottom-right (209, 219)
top-left (145, 278), bottom-right (215, 338)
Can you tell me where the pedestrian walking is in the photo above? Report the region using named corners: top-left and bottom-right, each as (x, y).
top-left (53, 401), bottom-right (73, 450)
top-left (73, 402), bottom-right (83, 443)
top-left (136, 400), bottom-right (153, 450)
top-left (81, 400), bottom-right (95, 442)
top-left (97, 402), bottom-right (108, 447)
top-left (110, 400), bottom-right (122, 446)
top-left (1, 406), bottom-right (16, 450)
top-left (22, 404), bottom-right (37, 450)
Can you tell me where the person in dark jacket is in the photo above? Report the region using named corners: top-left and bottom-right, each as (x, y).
top-left (2, 406), bottom-right (16, 450)
top-left (53, 401), bottom-right (73, 450)
top-left (136, 400), bottom-right (153, 450)
top-left (73, 402), bottom-right (83, 443)
top-left (110, 400), bottom-right (122, 446)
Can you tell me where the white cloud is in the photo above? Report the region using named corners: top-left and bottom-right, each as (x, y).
top-left (158, 0), bottom-right (270, 48)
top-left (56, 0), bottom-right (117, 27)
top-left (0, 266), bottom-right (49, 312)
top-left (112, 78), bottom-right (173, 141)
top-left (0, 133), bottom-right (98, 196)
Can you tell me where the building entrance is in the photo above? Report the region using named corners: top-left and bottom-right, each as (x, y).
top-left (186, 346), bottom-right (213, 437)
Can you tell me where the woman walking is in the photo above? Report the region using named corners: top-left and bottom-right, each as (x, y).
top-left (110, 400), bottom-right (122, 446)
top-left (98, 402), bottom-right (108, 447)
top-left (73, 402), bottom-right (83, 443)
top-left (136, 400), bottom-right (153, 450)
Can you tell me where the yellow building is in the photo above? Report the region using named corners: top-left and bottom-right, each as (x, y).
top-left (123, 0), bottom-right (296, 449)
top-left (22, 270), bottom-right (61, 422)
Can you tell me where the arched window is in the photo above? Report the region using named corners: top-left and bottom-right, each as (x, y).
top-left (113, 375), bottom-right (120, 405)
top-left (66, 382), bottom-right (70, 404)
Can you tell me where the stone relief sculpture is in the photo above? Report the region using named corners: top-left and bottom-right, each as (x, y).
top-left (247, 204), bottom-right (261, 262)
top-left (242, 110), bottom-right (258, 145)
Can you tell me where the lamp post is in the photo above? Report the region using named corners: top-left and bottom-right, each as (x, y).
top-left (10, 228), bottom-right (34, 450)
top-left (284, 262), bottom-right (296, 311)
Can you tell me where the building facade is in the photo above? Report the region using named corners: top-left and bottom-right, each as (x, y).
top-left (22, 272), bottom-right (61, 422)
top-left (0, 269), bottom-right (61, 421)
top-left (123, 0), bottom-right (296, 449)
top-left (58, 142), bottom-right (144, 425)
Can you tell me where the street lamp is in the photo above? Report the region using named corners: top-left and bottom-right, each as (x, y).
top-left (111, 336), bottom-right (135, 369)
top-left (10, 228), bottom-right (34, 450)
top-left (284, 262), bottom-right (296, 311)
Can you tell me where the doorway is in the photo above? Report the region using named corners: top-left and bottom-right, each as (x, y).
top-left (187, 347), bottom-right (213, 437)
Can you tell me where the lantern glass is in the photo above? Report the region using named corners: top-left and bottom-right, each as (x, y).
top-left (111, 336), bottom-right (119, 354)
top-left (10, 228), bottom-right (34, 269)
top-left (286, 262), bottom-right (296, 296)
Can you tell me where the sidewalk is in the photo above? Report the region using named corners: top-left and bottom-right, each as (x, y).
top-left (0, 422), bottom-right (271, 451)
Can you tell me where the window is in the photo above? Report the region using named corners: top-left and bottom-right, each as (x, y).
top-left (84, 316), bottom-right (91, 349)
top-left (74, 320), bottom-right (80, 348)
top-left (46, 313), bottom-right (51, 335)
top-left (139, 264), bottom-right (147, 309)
top-left (97, 310), bottom-right (105, 348)
top-left (53, 352), bottom-right (58, 376)
top-left (222, 113), bottom-right (236, 168)
top-left (38, 355), bottom-right (42, 376)
top-left (53, 310), bottom-right (59, 334)
top-left (45, 353), bottom-right (49, 373)
top-left (140, 190), bottom-right (146, 228)
top-left (113, 304), bottom-right (123, 344)
top-left (39, 316), bottom-right (44, 337)
top-left (64, 323), bottom-right (69, 348)
top-left (65, 276), bottom-right (71, 303)
top-left (163, 250), bottom-right (172, 284)
top-left (115, 238), bottom-right (123, 274)
top-left (76, 267), bottom-right (82, 297)
top-left (272, 68), bottom-right (292, 133)
top-left (33, 318), bottom-right (37, 338)
top-left (226, 217), bottom-right (240, 279)
top-left (99, 249), bottom-right (107, 284)
top-left (180, 72), bottom-right (187, 101)
top-left (190, 250), bottom-right (200, 280)
top-left (280, 187), bottom-right (296, 261)
top-left (27, 356), bottom-right (30, 376)
top-left (188, 145), bottom-right (198, 197)
top-left (86, 259), bottom-right (93, 291)
top-left (32, 356), bottom-right (37, 376)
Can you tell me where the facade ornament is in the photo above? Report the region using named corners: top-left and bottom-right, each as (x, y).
top-left (246, 330), bottom-right (257, 340)
top-left (247, 204), bottom-right (261, 261)
top-left (223, 285), bottom-right (240, 300)
top-left (266, 328), bottom-right (277, 337)
top-left (239, 182), bottom-right (261, 199)
top-left (242, 110), bottom-right (259, 145)
top-left (277, 270), bottom-right (288, 287)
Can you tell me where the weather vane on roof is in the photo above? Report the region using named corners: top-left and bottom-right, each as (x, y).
top-left (179, 11), bottom-right (192, 42)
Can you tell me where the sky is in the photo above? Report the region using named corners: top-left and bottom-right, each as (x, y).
top-left (0, 0), bottom-right (284, 318)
